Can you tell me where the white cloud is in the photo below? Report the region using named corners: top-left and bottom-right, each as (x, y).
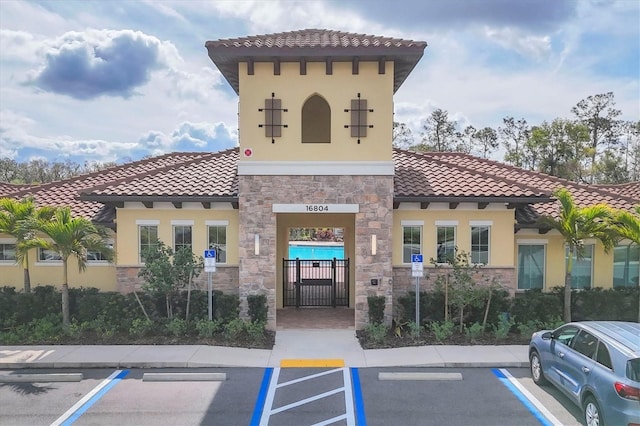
top-left (483, 26), bottom-right (552, 60)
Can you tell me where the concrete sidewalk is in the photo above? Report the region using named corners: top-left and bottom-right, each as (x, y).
top-left (0, 330), bottom-right (530, 369)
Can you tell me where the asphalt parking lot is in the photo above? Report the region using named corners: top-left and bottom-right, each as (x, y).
top-left (0, 367), bottom-right (583, 426)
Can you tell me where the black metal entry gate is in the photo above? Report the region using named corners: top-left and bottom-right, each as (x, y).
top-left (283, 258), bottom-right (349, 307)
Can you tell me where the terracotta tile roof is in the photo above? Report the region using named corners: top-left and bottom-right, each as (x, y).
top-left (593, 182), bottom-right (640, 201)
top-left (393, 150), bottom-right (551, 201)
top-left (415, 150), bottom-right (638, 220)
top-left (2, 148), bottom-right (636, 229)
top-left (207, 29), bottom-right (425, 50)
top-left (206, 29), bottom-right (427, 94)
top-left (0, 182), bottom-right (34, 197)
top-left (78, 149), bottom-right (238, 201)
top-left (3, 152), bottom-right (216, 220)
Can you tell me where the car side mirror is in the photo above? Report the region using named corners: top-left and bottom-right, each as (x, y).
top-left (541, 331), bottom-right (553, 340)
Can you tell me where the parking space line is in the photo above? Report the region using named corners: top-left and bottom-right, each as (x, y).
top-left (255, 367), bottom-right (362, 426)
top-left (492, 368), bottom-right (563, 426)
top-left (50, 369), bottom-right (129, 426)
top-left (350, 368), bottom-right (366, 426)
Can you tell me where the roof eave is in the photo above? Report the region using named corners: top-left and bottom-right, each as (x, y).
top-left (77, 195), bottom-right (239, 204)
top-left (393, 196), bottom-right (553, 204)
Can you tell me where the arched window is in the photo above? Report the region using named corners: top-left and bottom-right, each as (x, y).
top-left (302, 95), bottom-right (331, 143)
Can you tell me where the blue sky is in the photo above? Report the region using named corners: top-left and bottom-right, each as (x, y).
top-left (0, 0), bottom-right (638, 165)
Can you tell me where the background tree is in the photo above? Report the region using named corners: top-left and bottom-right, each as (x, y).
top-left (530, 119), bottom-right (589, 182)
top-left (36, 207), bottom-right (114, 326)
top-left (471, 127), bottom-right (498, 159)
top-left (500, 117), bottom-right (530, 168)
top-left (571, 92), bottom-right (622, 183)
top-left (538, 188), bottom-right (617, 322)
top-left (418, 108), bottom-right (458, 152)
top-left (0, 158), bottom-right (116, 184)
top-left (455, 125), bottom-right (475, 154)
top-left (392, 122), bottom-right (415, 149)
top-left (0, 197), bottom-right (56, 293)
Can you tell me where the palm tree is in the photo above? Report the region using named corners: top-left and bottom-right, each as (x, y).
top-left (612, 205), bottom-right (640, 322)
top-left (0, 197), bottom-right (56, 293)
top-left (613, 206), bottom-right (640, 244)
top-left (538, 188), bottom-right (617, 323)
top-left (35, 207), bottom-right (113, 326)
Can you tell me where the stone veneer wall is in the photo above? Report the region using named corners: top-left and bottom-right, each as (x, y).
top-left (392, 266), bottom-right (517, 301)
top-left (116, 265), bottom-right (239, 295)
top-left (238, 174), bottom-right (394, 330)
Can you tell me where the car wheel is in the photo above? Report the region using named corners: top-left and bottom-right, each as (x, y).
top-left (530, 351), bottom-right (547, 385)
top-left (584, 396), bottom-right (604, 426)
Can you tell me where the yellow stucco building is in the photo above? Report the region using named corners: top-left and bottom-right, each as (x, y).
top-left (1, 30), bottom-right (638, 330)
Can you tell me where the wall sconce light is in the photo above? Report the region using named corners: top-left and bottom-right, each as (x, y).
top-left (371, 234), bottom-right (377, 256)
top-left (254, 234), bottom-right (260, 255)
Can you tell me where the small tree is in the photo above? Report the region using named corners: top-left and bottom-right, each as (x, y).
top-left (36, 207), bottom-right (114, 326)
top-left (432, 250), bottom-right (487, 332)
top-left (138, 241), bottom-right (203, 319)
top-left (538, 188), bottom-right (617, 322)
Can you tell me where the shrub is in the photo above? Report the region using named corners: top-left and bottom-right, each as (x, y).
top-left (367, 295), bottom-right (385, 325)
top-left (516, 320), bottom-right (541, 339)
top-left (216, 294), bottom-right (240, 323)
top-left (246, 321), bottom-right (267, 344)
top-left (465, 322), bottom-right (485, 342)
top-left (493, 313), bottom-right (515, 340)
top-left (129, 318), bottom-right (155, 337)
top-left (195, 319), bottom-right (222, 338)
top-left (29, 313), bottom-right (63, 343)
top-left (365, 323), bottom-right (388, 345)
top-left (247, 294), bottom-right (268, 323)
top-left (223, 318), bottom-right (246, 340)
top-left (510, 289), bottom-right (562, 325)
top-left (396, 291), bottom-right (431, 324)
top-left (166, 318), bottom-right (188, 337)
top-left (430, 320), bottom-right (455, 343)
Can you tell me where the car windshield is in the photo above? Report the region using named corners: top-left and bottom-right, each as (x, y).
top-left (627, 358), bottom-right (640, 381)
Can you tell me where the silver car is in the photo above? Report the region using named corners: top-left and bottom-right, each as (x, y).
top-left (529, 321), bottom-right (640, 426)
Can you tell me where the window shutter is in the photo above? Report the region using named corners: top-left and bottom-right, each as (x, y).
top-left (265, 98), bottom-right (282, 138)
top-left (350, 98), bottom-right (368, 138)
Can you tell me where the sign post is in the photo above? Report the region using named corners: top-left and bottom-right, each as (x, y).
top-left (204, 249), bottom-right (217, 321)
top-left (411, 254), bottom-right (423, 331)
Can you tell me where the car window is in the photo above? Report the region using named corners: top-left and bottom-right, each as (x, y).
top-left (554, 325), bottom-right (579, 346)
top-left (595, 342), bottom-right (613, 369)
top-left (571, 330), bottom-right (598, 359)
top-left (628, 359), bottom-right (640, 381)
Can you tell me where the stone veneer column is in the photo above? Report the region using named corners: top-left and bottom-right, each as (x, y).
top-left (238, 174), bottom-right (394, 331)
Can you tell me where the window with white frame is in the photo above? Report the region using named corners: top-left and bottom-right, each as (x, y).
top-left (38, 248), bottom-right (62, 262)
top-left (566, 244), bottom-right (593, 289)
top-left (517, 243), bottom-right (545, 290)
top-left (138, 222), bottom-right (159, 263)
top-left (436, 223), bottom-right (456, 263)
top-left (613, 243), bottom-right (639, 288)
top-left (87, 241), bottom-right (113, 263)
top-left (401, 221), bottom-right (422, 264)
top-left (207, 221), bottom-right (227, 263)
top-left (173, 224), bottom-right (193, 253)
top-left (471, 224), bottom-right (490, 264)
top-left (0, 242), bottom-right (16, 262)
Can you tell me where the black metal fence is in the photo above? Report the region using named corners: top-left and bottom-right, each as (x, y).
top-left (282, 258), bottom-right (349, 307)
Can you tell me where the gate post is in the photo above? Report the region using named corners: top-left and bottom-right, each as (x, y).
top-left (332, 257), bottom-right (337, 308)
top-left (295, 257), bottom-right (301, 308)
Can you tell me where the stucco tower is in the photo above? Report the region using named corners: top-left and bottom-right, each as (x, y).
top-left (206, 30), bottom-right (426, 330)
